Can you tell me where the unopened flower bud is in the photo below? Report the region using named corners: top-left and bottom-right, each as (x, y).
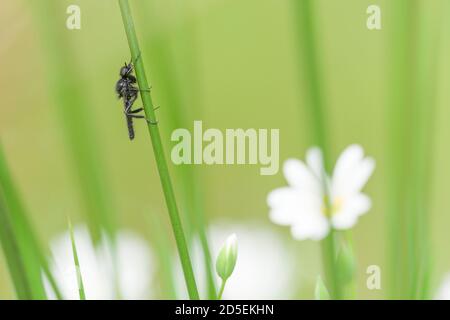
top-left (216, 234), bottom-right (238, 281)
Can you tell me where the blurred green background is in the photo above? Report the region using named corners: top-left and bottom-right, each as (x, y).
top-left (0, 0), bottom-right (449, 299)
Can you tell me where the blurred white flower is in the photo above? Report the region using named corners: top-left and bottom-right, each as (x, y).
top-left (268, 144), bottom-right (375, 241)
top-left (436, 274), bottom-right (450, 300)
top-left (44, 225), bottom-right (154, 300)
top-left (175, 223), bottom-right (296, 299)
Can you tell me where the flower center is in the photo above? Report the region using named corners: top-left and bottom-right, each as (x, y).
top-left (322, 196), bottom-right (343, 217)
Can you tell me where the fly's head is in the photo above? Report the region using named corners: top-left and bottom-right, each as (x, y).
top-left (120, 62), bottom-right (134, 79)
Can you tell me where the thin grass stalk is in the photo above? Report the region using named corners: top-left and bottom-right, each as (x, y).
top-left (29, 0), bottom-right (116, 244)
top-left (118, 0), bottom-right (199, 299)
top-left (217, 281), bottom-right (226, 300)
top-left (138, 0), bottom-right (216, 299)
top-left (408, 1), bottom-right (442, 299)
top-left (291, 0), bottom-right (341, 299)
top-left (387, 2), bottom-right (441, 299)
top-left (68, 219), bottom-right (86, 300)
top-left (386, 0), bottom-right (414, 299)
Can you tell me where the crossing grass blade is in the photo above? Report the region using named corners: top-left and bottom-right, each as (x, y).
top-left (68, 219), bottom-right (86, 300)
top-left (0, 144), bottom-right (62, 299)
top-left (290, 0), bottom-right (342, 299)
top-left (0, 186), bottom-right (32, 299)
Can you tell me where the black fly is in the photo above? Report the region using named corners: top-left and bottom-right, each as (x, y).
top-left (115, 57), bottom-right (154, 140)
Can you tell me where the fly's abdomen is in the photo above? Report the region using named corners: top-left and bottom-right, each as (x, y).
top-left (126, 116), bottom-right (135, 140)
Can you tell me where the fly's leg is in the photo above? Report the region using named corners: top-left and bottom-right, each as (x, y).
top-left (126, 114), bottom-right (145, 119)
top-left (125, 108), bottom-right (158, 125)
top-left (130, 108), bottom-right (143, 114)
top-left (127, 114), bottom-right (158, 125)
top-left (129, 107), bottom-right (159, 114)
top-left (123, 94), bottom-right (137, 114)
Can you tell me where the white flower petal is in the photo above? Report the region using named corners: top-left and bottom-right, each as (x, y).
top-left (268, 144), bottom-right (374, 241)
top-left (283, 159), bottom-right (321, 194)
top-left (306, 147), bottom-right (325, 180)
top-left (268, 187), bottom-right (323, 229)
top-left (267, 187), bottom-right (300, 225)
top-left (332, 145), bottom-right (375, 197)
top-left (350, 157), bottom-right (375, 192)
top-left (267, 187), bottom-right (294, 206)
top-left (332, 145), bottom-right (363, 194)
top-left (331, 194), bottom-right (371, 230)
top-left (334, 145), bottom-right (364, 175)
top-left (290, 213), bottom-right (329, 241)
top-left (268, 207), bottom-right (293, 226)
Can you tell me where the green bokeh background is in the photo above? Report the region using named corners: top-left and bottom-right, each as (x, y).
top-left (0, 0), bottom-right (449, 299)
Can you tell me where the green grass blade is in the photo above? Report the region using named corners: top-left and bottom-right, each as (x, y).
top-left (0, 145), bottom-right (53, 299)
top-left (291, 0), bottom-right (341, 299)
top-left (118, 0), bottom-right (199, 300)
top-left (0, 188), bottom-right (32, 299)
top-left (68, 220), bottom-right (86, 300)
top-left (386, 0), bottom-right (442, 299)
top-left (291, 0), bottom-right (329, 158)
top-left (408, 1), bottom-right (443, 299)
top-left (385, 0), bottom-right (413, 299)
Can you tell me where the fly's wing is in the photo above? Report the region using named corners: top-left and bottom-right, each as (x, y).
top-left (125, 89), bottom-right (138, 110)
top-left (121, 98), bottom-right (135, 140)
top-left (123, 96), bottom-right (131, 112)
top-left (126, 111), bottom-right (135, 140)
top-left (116, 79), bottom-right (124, 99)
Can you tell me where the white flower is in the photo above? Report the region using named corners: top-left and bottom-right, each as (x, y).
top-left (268, 144), bottom-right (375, 241)
top-left (436, 274), bottom-right (450, 300)
top-left (43, 225), bottom-right (154, 300)
top-left (175, 222), bottom-right (296, 299)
